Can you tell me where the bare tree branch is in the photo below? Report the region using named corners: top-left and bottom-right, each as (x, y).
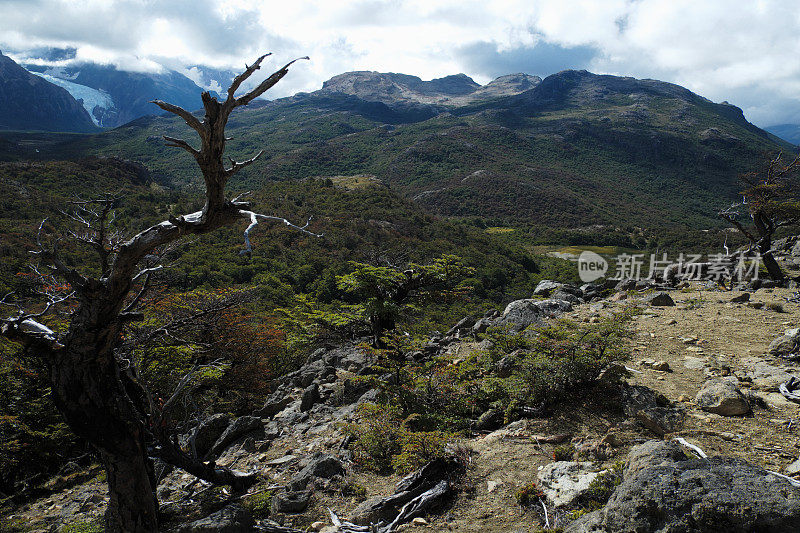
top-left (225, 150), bottom-right (264, 177)
top-left (163, 136), bottom-right (200, 157)
top-left (226, 53), bottom-right (272, 102)
top-left (239, 211), bottom-right (321, 254)
top-left (232, 57), bottom-right (310, 108)
top-left (150, 100), bottom-right (205, 136)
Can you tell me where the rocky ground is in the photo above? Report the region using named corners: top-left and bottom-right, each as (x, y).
top-left (4, 249), bottom-right (800, 533)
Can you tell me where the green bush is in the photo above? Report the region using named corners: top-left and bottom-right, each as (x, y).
top-left (242, 489), bottom-right (275, 518)
top-left (343, 403), bottom-right (457, 474)
top-left (553, 444), bottom-right (575, 461)
top-left (504, 311), bottom-right (635, 411)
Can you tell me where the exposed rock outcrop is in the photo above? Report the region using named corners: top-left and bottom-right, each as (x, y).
top-left (568, 440), bottom-right (800, 533)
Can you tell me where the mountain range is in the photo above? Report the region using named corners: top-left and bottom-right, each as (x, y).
top-left (765, 124), bottom-right (800, 146)
top-left (0, 59), bottom-right (796, 238)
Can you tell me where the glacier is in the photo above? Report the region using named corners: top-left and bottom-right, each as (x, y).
top-left (31, 72), bottom-right (114, 126)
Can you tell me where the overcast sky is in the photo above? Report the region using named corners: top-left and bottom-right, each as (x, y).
top-left (2, 0), bottom-right (799, 127)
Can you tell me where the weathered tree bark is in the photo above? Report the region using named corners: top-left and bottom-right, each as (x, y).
top-left (753, 213), bottom-right (785, 281)
top-left (1, 54), bottom-right (312, 533)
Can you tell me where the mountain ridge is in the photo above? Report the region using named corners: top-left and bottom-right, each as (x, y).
top-left (2, 68), bottom-right (793, 239)
top-left (0, 51), bottom-right (98, 133)
top-left (319, 70), bottom-right (541, 106)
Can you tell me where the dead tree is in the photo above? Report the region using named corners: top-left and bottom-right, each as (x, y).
top-left (0, 54), bottom-right (315, 533)
top-left (720, 152), bottom-right (800, 281)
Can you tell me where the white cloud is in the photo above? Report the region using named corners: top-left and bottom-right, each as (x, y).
top-left (1, 0), bottom-right (799, 125)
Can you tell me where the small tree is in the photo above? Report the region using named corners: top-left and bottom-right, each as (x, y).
top-left (720, 152), bottom-right (800, 281)
top-left (0, 54), bottom-right (316, 532)
top-left (336, 255), bottom-right (474, 346)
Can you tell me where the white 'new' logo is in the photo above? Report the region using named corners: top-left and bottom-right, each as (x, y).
top-left (578, 251), bottom-right (608, 282)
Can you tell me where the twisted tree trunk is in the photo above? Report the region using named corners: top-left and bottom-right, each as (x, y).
top-left (1, 54), bottom-right (313, 532)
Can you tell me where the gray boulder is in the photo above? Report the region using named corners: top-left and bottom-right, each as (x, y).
top-left (271, 490), bottom-right (312, 514)
top-left (567, 440), bottom-right (800, 533)
top-left (551, 288), bottom-right (583, 305)
top-left (207, 416), bottom-right (264, 459)
top-left (635, 406), bottom-right (685, 436)
top-left (496, 298), bottom-right (572, 332)
top-left (769, 334), bottom-right (799, 359)
top-left (621, 384), bottom-right (684, 435)
top-left (534, 280), bottom-right (563, 297)
top-left (615, 279), bottom-right (637, 291)
top-left (643, 291), bottom-right (675, 306)
top-left (288, 453), bottom-right (345, 491)
top-left (300, 382), bottom-right (320, 412)
top-left (537, 461), bottom-right (601, 508)
top-left (730, 292), bottom-right (750, 303)
top-left (254, 394), bottom-right (292, 419)
top-left (446, 315), bottom-right (477, 338)
top-left (176, 504), bottom-right (254, 532)
top-left (190, 414), bottom-right (231, 458)
top-left (696, 379), bottom-right (750, 416)
top-left (472, 317), bottom-right (493, 335)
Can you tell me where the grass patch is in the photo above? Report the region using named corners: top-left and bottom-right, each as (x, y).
top-left (485, 227), bottom-right (516, 234)
top-left (59, 521), bottom-right (103, 533)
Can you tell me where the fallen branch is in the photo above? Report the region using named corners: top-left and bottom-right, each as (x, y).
top-left (780, 377), bottom-right (800, 402)
top-left (673, 437), bottom-right (708, 459)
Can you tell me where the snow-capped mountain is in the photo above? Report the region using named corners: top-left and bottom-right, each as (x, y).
top-left (23, 62), bottom-right (215, 128)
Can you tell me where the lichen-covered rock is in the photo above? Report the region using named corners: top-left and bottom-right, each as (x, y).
top-left (695, 379), bottom-right (750, 416)
top-left (537, 461), bottom-right (600, 508)
top-left (567, 440), bottom-right (800, 533)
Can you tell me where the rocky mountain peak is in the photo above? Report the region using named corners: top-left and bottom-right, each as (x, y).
top-left (319, 70), bottom-right (538, 106)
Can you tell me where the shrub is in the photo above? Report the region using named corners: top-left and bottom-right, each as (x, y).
top-left (553, 444), bottom-right (575, 461)
top-left (515, 481), bottom-right (546, 506)
top-left (504, 310), bottom-right (635, 412)
top-left (392, 430), bottom-right (458, 474)
top-left (340, 481), bottom-right (368, 499)
top-left (344, 403), bottom-right (457, 474)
